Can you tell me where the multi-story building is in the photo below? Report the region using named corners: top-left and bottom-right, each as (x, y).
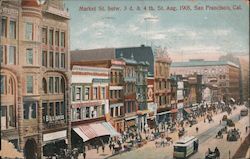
top-left (121, 55), bottom-right (138, 131)
top-left (171, 59), bottom-right (241, 104)
top-left (154, 49), bottom-right (172, 125)
top-left (70, 64), bottom-right (118, 150)
top-left (71, 59), bottom-right (126, 133)
top-left (146, 76), bottom-right (157, 129)
top-left (1, 0), bottom-right (71, 158)
top-left (136, 61), bottom-right (149, 132)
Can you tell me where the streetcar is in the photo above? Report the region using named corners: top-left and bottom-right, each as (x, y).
top-left (173, 136), bottom-right (199, 159)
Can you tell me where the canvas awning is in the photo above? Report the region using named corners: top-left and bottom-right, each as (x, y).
top-left (73, 122), bottom-right (119, 141)
top-left (230, 98), bottom-right (235, 102)
top-left (101, 122), bottom-right (120, 137)
top-left (184, 108), bottom-right (192, 114)
top-left (43, 130), bottom-right (67, 142)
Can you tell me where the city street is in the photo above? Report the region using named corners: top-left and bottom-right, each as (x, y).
top-left (97, 105), bottom-right (249, 159)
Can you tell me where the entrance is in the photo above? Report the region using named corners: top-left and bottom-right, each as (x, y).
top-left (24, 138), bottom-right (37, 159)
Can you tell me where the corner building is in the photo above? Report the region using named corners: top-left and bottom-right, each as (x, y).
top-left (0, 0), bottom-right (71, 158)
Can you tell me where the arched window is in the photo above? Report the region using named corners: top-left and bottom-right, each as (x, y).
top-left (42, 78), bottom-right (47, 93)
top-left (9, 77), bottom-right (14, 95)
top-left (61, 77), bottom-right (65, 93)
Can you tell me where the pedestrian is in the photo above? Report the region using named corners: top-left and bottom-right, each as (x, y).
top-left (109, 142), bottom-right (112, 151)
top-left (102, 144), bottom-right (105, 153)
top-left (219, 120), bottom-right (221, 125)
top-left (83, 151), bottom-right (86, 159)
top-left (196, 127), bottom-right (198, 133)
top-left (96, 145), bottom-right (99, 154)
top-left (246, 126), bottom-right (248, 133)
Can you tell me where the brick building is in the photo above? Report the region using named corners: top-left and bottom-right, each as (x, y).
top-left (171, 59), bottom-right (241, 104)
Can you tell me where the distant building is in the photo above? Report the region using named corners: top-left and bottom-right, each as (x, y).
top-left (219, 54), bottom-right (249, 103)
top-left (171, 59), bottom-right (240, 104)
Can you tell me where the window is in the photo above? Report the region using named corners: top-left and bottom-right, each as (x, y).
top-left (49, 103), bottom-right (54, 116)
top-left (49, 52), bottom-right (53, 67)
top-left (8, 46), bottom-right (16, 64)
top-left (56, 102), bottom-right (60, 115)
top-left (42, 28), bottom-right (47, 44)
top-left (115, 107), bottom-right (118, 116)
top-left (55, 77), bottom-right (59, 93)
top-left (49, 77), bottom-right (53, 93)
top-left (102, 104), bottom-right (105, 115)
top-left (26, 76), bottom-right (33, 94)
top-left (60, 53), bottom-right (65, 68)
top-left (101, 87), bottom-right (105, 99)
top-left (55, 31), bottom-right (59, 46)
top-left (93, 87), bottom-right (98, 99)
top-left (75, 86), bottom-right (82, 101)
top-left (42, 78), bottom-right (47, 93)
top-left (1, 16), bottom-right (7, 37)
top-left (25, 23), bottom-right (33, 40)
top-left (9, 105), bottom-right (15, 127)
top-left (23, 102), bottom-right (36, 119)
top-left (84, 87), bottom-right (90, 100)
top-left (85, 107), bottom-right (90, 118)
top-left (49, 29), bottom-right (53, 45)
top-left (61, 78), bottom-right (65, 93)
top-left (9, 78), bottom-right (14, 95)
top-left (42, 103), bottom-right (47, 121)
top-left (26, 49), bottom-right (33, 65)
top-left (110, 90), bottom-right (113, 99)
top-left (110, 108), bottom-right (114, 117)
top-left (60, 102), bottom-right (65, 115)
top-left (61, 32), bottom-right (65, 47)
top-left (0, 45), bottom-right (3, 63)
top-left (9, 20), bottom-right (16, 39)
top-left (42, 51), bottom-right (47, 67)
top-left (55, 52), bottom-right (59, 68)
top-left (1, 75), bottom-right (5, 94)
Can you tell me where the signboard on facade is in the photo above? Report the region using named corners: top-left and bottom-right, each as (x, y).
top-left (72, 101), bottom-right (102, 108)
top-left (177, 81), bottom-right (184, 89)
top-left (177, 90), bottom-right (184, 100)
top-left (45, 115), bottom-right (65, 122)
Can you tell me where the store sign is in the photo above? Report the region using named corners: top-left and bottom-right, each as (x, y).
top-left (177, 81), bottom-right (184, 89)
top-left (72, 101), bottom-right (102, 108)
top-left (45, 115), bottom-right (65, 122)
top-left (177, 90), bottom-right (183, 100)
top-left (92, 78), bottom-right (109, 83)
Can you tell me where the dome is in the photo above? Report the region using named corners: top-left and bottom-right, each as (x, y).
top-left (21, 0), bottom-right (40, 7)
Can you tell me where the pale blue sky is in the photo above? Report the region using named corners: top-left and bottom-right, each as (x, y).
top-left (65, 0), bottom-right (249, 60)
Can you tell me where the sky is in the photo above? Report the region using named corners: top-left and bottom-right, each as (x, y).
top-left (64, 0), bottom-right (249, 61)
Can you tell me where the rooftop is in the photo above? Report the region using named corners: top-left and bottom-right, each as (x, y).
top-left (171, 59), bottom-right (239, 68)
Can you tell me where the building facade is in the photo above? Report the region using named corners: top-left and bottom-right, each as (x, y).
top-left (154, 49), bottom-right (172, 125)
top-left (171, 59), bottom-right (241, 104)
top-left (71, 65), bottom-right (118, 150)
top-left (0, 0), bottom-right (71, 158)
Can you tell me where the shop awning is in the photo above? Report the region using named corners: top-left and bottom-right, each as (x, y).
top-left (230, 98), bottom-right (235, 102)
top-left (184, 108), bottom-right (192, 114)
top-left (101, 122), bottom-right (121, 137)
top-left (73, 122), bottom-right (119, 141)
top-left (43, 130), bottom-right (67, 142)
top-left (171, 109), bottom-right (178, 113)
top-left (157, 111), bottom-right (171, 116)
top-left (90, 123), bottom-right (110, 137)
top-left (73, 127), bottom-right (90, 142)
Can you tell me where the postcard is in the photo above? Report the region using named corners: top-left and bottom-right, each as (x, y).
top-left (0, 0), bottom-right (249, 159)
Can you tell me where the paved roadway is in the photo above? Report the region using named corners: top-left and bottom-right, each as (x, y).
top-left (108, 105), bottom-right (249, 159)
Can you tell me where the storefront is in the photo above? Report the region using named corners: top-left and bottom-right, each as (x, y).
top-left (72, 122), bottom-right (120, 151)
top-left (42, 130), bottom-right (67, 157)
top-left (156, 110), bottom-right (171, 125)
top-left (125, 116), bottom-right (138, 131)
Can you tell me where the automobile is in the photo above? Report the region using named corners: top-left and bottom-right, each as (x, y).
top-left (222, 115), bottom-right (228, 121)
top-left (227, 129), bottom-right (240, 141)
top-left (226, 119), bottom-right (235, 127)
top-left (240, 109), bottom-right (248, 116)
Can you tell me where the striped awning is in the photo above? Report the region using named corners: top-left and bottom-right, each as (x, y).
top-left (101, 122), bottom-right (121, 137)
top-left (73, 122), bottom-right (120, 141)
top-left (90, 123), bottom-right (110, 137)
